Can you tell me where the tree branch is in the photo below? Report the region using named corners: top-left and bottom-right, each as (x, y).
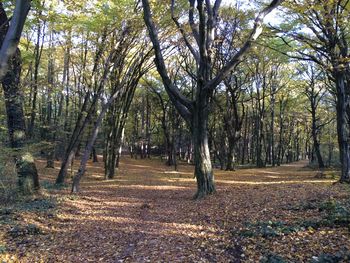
top-left (142, 0), bottom-right (193, 123)
top-left (204, 0), bottom-right (284, 90)
top-left (171, 0), bottom-right (199, 63)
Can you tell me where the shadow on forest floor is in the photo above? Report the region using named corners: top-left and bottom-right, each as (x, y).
top-left (0, 157), bottom-right (349, 262)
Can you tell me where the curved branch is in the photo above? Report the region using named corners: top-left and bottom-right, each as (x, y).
top-left (142, 0), bottom-right (193, 123)
top-left (204, 0), bottom-right (284, 90)
top-left (171, 0), bottom-right (199, 63)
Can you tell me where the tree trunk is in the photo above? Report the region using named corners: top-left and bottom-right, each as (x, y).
top-left (55, 92), bottom-right (92, 184)
top-left (311, 118), bottom-right (325, 169)
top-left (192, 106), bottom-right (215, 199)
top-left (226, 139), bottom-right (235, 171)
top-left (92, 147), bottom-right (98, 162)
top-left (0, 1), bottom-right (39, 192)
top-left (28, 20), bottom-right (44, 138)
top-left (335, 73), bottom-right (350, 182)
top-left (72, 103), bottom-right (109, 192)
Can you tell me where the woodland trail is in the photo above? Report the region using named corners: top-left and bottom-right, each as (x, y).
top-left (1, 158), bottom-right (350, 262)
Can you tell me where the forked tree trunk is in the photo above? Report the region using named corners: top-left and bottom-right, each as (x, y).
top-left (142, 0), bottom-right (282, 199)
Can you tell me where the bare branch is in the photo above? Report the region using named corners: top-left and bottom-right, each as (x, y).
top-left (171, 0), bottom-right (199, 63)
top-left (204, 0), bottom-right (284, 90)
top-left (142, 0), bottom-right (193, 123)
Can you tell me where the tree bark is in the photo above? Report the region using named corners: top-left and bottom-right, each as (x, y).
top-left (335, 72), bottom-right (350, 182)
top-left (0, 1), bottom-right (40, 193)
top-left (192, 102), bottom-right (215, 199)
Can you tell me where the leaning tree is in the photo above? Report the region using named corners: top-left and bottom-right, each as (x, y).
top-left (142, 0), bottom-right (284, 198)
top-left (0, 0), bottom-right (40, 193)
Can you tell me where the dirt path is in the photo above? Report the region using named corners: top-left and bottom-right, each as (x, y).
top-left (1, 158), bottom-right (350, 262)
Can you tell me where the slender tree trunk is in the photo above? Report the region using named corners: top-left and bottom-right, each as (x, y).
top-left (46, 32), bottom-right (55, 168)
top-left (92, 147), bottom-right (98, 162)
top-left (72, 107), bottom-right (107, 192)
top-left (311, 114), bottom-right (324, 169)
top-left (56, 92), bottom-right (91, 184)
top-left (72, 87), bottom-right (125, 191)
top-left (270, 90), bottom-right (276, 166)
top-left (241, 114), bottom-right (248, 165)
top-left (28, 22), bottom-right (44, 138)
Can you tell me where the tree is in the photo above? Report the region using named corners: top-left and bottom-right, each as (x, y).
top-left (300, 63), bottom-right (326, 169)
top-left (275, 0), bottom-right (350, 182)
top-left (142, 0), bottom-right (284, 198)
top-left (0, 0), bottom-right (40, 193)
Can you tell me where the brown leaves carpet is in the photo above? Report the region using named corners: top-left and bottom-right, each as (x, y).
top-left (1, 158), bottom-right (349, 262)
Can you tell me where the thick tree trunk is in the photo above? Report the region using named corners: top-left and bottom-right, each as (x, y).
top-left (1, 49), bottom-right (40, 193)
top-left (2, 51), bottom-right (26, 149)
top-left (46, 150), bottom-right (55, 168)
top-left (226, 139), bottom-right (235, 171)
top-left (192, 106), bottom-right (215, 199)
top-left (335, 73), bottom-right (350, 182)
top-left (166, 141), bottom-right (174, 166)
top-left (0, 1), bottom-right (40, 193)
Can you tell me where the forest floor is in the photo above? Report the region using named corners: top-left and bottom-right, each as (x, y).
top-left (1, 157), bottom-right (350, 262)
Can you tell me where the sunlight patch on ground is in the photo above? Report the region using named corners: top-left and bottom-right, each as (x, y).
top-left (215, 179), bottom-right (337, 185)
top-left (265, 175), bottom-right (283, 179)
top-left (119, 184), bottom-right (190, 190)
top-left (163, 171), bottom-right (193, 175)
top-left (127, 164), bottom-right (154, 169)
top-left (259, 171), bottom-right (282, 175)
top-left (56, 213), bottom-right (217, 239)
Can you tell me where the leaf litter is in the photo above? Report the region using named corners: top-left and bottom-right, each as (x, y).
top-left (0, 158), bottom-right (349, 262)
